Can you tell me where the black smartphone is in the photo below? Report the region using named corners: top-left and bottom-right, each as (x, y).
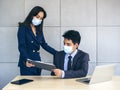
top-left (11, 79), bottom-right (33, 85)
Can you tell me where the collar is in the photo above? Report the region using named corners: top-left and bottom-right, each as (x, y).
top-left (66, 49), bottom-right (78, 58)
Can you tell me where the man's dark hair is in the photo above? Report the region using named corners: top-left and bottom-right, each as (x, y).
top-left (62, 30), bottom-right (81, 45)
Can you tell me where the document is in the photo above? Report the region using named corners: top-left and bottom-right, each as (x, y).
top-left (27, 59), bottom-right (56, 71)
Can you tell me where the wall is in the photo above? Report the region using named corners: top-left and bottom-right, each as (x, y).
top-left (0, 0), bottom-right (120, 89)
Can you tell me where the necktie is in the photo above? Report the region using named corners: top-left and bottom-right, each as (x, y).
top-left (67, 56), bottom-right (72, 70)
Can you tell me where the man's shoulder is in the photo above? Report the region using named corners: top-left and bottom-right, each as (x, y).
top-left (54, 51), bottom-right (65, 59)
top-left (76, 49), bottom-right (90, 61)
top-left (56, 50), bottom-right (65, 55)
top-left (77, 49), bottom-right (89, 56)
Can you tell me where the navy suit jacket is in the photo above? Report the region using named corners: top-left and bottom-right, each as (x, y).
top-left (17, 25), bottom-right (57, 67)
top-left (52, 50), bottom-right (89, 78)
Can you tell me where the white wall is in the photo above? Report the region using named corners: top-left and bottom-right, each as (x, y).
top-left (0, 0), bottom-right (120, 89)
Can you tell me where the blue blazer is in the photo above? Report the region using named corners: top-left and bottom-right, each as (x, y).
top-left (52, 50), bottom-right (89, 78)
top-left (17, 25), bottom-right (57, 67)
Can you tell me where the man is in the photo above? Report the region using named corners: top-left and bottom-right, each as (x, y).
top-left (52, 30), bottom-right (90, 78)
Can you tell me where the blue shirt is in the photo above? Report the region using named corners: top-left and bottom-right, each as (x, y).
top-left (62, 49), bottom-right (78, 78)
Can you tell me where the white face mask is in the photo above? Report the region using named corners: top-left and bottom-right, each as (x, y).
top-left (32, 17), bottom-right (42, 26)
top-left (63, 45), bottom-right (73, 54)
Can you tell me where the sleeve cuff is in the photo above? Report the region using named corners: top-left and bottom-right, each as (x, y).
top-left (62, 71), bottom-right (65, 78)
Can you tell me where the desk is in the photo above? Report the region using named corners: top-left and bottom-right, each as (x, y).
top-left (2, 76), bottom-right (120, 90)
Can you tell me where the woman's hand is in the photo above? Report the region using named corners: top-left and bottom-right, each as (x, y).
top-left (26, 61), bottom-right (35, 67)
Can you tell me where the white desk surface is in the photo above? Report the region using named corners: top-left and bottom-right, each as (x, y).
top-left (2, 76), bottom-right (120, 90)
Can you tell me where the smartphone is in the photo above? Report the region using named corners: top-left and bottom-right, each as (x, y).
top-left (11, 79), bottom-right (33, 85)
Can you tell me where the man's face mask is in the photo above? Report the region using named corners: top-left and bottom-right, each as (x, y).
top-left (63, 45), bottom-right (73, 54)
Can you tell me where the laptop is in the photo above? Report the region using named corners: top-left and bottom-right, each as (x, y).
top-left (76, 64), bottom-right (116, 84)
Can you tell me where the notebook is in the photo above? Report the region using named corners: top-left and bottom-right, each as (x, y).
top-left (76, 64), bottom-right (116, 84)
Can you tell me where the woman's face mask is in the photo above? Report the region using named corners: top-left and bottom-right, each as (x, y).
top-left (63, 45), bottom-right (73, 54)
top-left (32, 17), bottom-right (42, 26)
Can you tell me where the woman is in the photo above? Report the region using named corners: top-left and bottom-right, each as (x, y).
top-left (17, 6), bottom-right (57, 75)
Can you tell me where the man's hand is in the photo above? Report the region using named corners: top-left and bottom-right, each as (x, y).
top-left (52, 69), bottom-right (63, 78)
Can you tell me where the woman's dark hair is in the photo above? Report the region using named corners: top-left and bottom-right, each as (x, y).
top-left (19, 6), bottom-right (47, 29)
top-left (62, 30), bottom-right (81, 45)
